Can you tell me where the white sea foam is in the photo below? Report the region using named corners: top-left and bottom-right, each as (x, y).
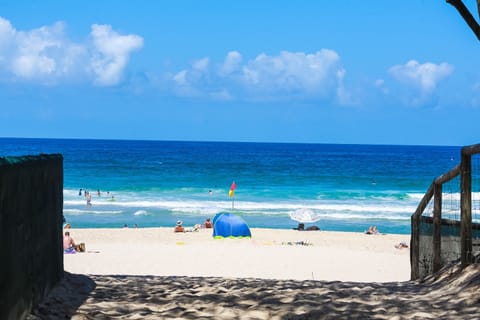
top-left (62, 188), bottom-right (421, 221)
top-left (133, 210), bottom-right (149, 216)
top-left (102, 200), bottom-right (410, 214)
top-left (63, 209), bottom-right (123, 215)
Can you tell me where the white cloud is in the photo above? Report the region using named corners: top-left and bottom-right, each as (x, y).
top-left (0, 17), bottom-right (143, 86)
top-left (389, 60), bottom-right (453, 94)
top-left (0, 20), bottom-right (77, 82)
top-left (219, 51), bottom-right (242, 75)
top-left (192, 57), bottom-right (209, 72)
top-left (241, 50), bottom-right (341, 96)
top-left (90, 24), bottom-right (144, 86)
top-left (170, 57), bottom-right (211, 96)
top-left (173, 70), bottom-right (188, 86)
top-left (0, 17), bottom-right (15, 51)
top-left (168, 49), bottom-right (347, 102)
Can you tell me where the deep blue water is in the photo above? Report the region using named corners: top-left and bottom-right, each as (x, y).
top-left (0, 138), bottom-right (462, 234)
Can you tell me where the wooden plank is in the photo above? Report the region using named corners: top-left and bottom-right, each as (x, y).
top-left (461, 143), bottom-right (480, 156)
top-left (433, 183), bottom-right (442, 273)
top-left (434, 164), bottom-right (460, 185)
top-left (410, 214), bottom-right (419, 280)
top-left (461, 151), bottom-right (472, 265)
top-left (413, 182), bottom-right (434, 219)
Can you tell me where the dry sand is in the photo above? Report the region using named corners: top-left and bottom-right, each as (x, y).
top-left (27, 228), bottom-right (480, 319)
top-left (63, 227), bottom-right (411, 282)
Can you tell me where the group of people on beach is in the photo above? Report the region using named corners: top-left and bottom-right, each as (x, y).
top-left (78, 188), bottom-right (115, 207)
top-left (174, 218), bottom-right (213, 233)
top-left (365, 225), bottom-right (380, 235)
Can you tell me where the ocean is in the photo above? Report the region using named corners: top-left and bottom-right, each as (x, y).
top-left (0, 138), bottom-right (462, 234)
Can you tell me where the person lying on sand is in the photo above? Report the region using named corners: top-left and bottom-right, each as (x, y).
top-left (281, 240), bottom-right (312, 246)
top-left (395, 242), bottom-right (409, 249)
top-left (185, 224), bottom-right (200, 232)
top-left (293, 223), bottom-right (320, 231)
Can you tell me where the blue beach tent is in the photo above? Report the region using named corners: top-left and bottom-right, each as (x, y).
top-left (212, 212), bottom-right (251, 239)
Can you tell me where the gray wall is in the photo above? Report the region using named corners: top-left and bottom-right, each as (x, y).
top-left (0, 154), bottom-right (64, 320)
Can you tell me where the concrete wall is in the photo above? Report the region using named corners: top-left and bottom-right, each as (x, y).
top-left (0, 154), bottom-right (64, 320)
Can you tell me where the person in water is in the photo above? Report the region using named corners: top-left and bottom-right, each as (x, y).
top-left (86, 192), bottom-right (92, 207)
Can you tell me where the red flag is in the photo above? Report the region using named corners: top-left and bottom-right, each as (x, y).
top-left (229, 181), bottom-right (236, 198)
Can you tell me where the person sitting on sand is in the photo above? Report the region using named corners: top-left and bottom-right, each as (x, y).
top-left (63, 231), bottom-right (85, 252)
top-left (174, 220), bottom-right (185, 233)
top-left (366, 225), bottom-right (379, 235)
top-left (63, 231), bottom-right (75, 250)
top-left (293, 223), bottom-right (320, 231)
top-left (204, 218), bottom-right (212, 228)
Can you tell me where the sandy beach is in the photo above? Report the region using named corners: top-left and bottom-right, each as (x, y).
top-left (27, 228), bottom-right (480, 319)
top-left (63, 227), bottom-right (411, 282)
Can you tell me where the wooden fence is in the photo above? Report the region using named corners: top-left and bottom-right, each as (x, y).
top-left (411, 143), bottom-right (480, 280)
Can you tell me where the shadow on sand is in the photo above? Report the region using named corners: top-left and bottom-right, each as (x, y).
top-left (29, 264), bottom-right (480, 319)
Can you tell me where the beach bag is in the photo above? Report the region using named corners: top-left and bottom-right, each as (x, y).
top-left (76, 243), bottom-right (86, 252)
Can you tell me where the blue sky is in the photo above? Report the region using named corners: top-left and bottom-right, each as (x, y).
top-left (0, 1), bottom-right (479, 145)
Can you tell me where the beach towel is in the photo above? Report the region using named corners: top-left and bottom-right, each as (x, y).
top-left (64, 247), bottom-right (76, 254)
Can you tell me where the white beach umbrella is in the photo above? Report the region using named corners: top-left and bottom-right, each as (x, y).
top-left (289, 208), bottom-right (321, 223)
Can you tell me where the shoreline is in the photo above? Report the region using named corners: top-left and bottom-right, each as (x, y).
top-left (64, 224), bottom-right (412, 236)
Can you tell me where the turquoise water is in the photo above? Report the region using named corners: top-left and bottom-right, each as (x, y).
top-left (0, 138), bottom-right (462, 234)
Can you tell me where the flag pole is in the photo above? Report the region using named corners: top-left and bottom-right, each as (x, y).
top-left (229, 180), bottom-right (236, 210)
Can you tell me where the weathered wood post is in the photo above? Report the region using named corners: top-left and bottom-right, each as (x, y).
top-left (433, 182), bottom-right (442, 273)
top-left (411, 183), bottom-right (434, 280)
top-left (410, 164), bottom-right (461, 280)
top-left (461, 147), bottom-right (473, 265)
top-left (411, 213), bottom-right (419, 280)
